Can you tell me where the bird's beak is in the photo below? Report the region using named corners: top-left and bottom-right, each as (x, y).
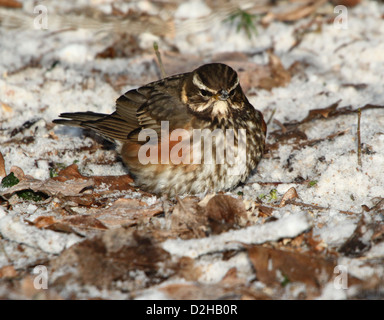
top-left (215, 89), bottom-right (229, 101)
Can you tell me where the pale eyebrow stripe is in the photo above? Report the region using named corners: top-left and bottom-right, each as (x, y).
top-left (192, 74), bottom-right (216, 93)
top-left (228, 75), bottom-right (239, 92)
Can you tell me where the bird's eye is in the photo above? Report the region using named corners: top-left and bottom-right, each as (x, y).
top-left (200, 89), bottom-right (212, 97)
top-left (229, 88), bottom-right (236, 96)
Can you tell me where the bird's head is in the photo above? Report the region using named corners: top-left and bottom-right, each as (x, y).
top-left (181, 63), bottom-right (246, 119)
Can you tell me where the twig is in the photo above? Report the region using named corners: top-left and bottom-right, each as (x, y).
top-left (266, 108), bottom-right (276, 126)
top-left (153, 42), bottom-right (166, 79)
top-left (284, 200), bottom-right (356, 215)
top-left (357, 108), bottom-right (362, 167)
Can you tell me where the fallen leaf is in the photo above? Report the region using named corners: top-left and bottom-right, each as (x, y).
top-left (171, 197), bottom-right (208, 239)
top-left (338, 214), bottom-right (373, 257)
top-left (33, 216), bottom-right (57, 229)
top-left (0, 265), bottom-right (17, 279)
top-left (269, 0), bottom-right (328, 22)
top-left (331, 0), bottom-right (361, 7)
top-left (301, 100), bottom-right (341, 123)
top-left (10, 166), bottom-right (25, 180)
top-left (1, 102), bottom-right (13, 113)
top-left (160, 279), bottom-right (271, 300)
top-left (257, 51), bottom-right (291, 91)
top-left (55, 163), bottom-right (135, 192)
top-left (174, 256), bottom-right (202, 282)
top-left (258, 205), bottom-right (274, 217)
top-left (93, 198), bottom-right (163, 228)
top-left (51, 229), bottom-right (172, 289)
top-left (0, 176), bottom-right (93, 199)
top-left (279, 187), bottom-right (299, 207)
top-left (0, 0), bottom-right (22, 8)
top-left (205, 195), bottom-right (247, 234)
top-left (0, 152), bottom-right (5, 178)
top-left (48, 215), bottom-right (108, 236)
top-left (246, 244), bottom-right (336, 288)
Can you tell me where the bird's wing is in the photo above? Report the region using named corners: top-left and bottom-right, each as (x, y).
top-left (54, 72), bottom-right (193, 143)
top-left (117, 72), bottom-right (193, 142)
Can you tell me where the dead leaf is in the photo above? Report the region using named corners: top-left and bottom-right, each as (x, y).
top-left (171, 197), bottom-right (208, 239)
top-left (10, 166), bottom-right (25, 180)
top-left (268, 128), bottom-right (308, 150)
top-left (0, 176), bottom-right (93, 199)
top-left (279, 187), bottom-right (299, 207)
top-left (33, 216), bottom-right (57, 229)
top-left (53, 164), bottom-right (83, 181)
top-left (0, 152), bottom-right (5, 178)
top-left (205, 195), bottom-right (247, 234)
top-left (1, 102), bottom-right (13, 113)
top-left (54, 163), bottom-right (135, 192)
top-left (93, 198), bottom-right (163, 228)
top-left (257, 51), bottom-right (291, 91)
top-left (48, 215), bottom-right (108, 236)
top-left (338, 214), bottom-right (373, 257)
top-left (246, 244), bottom-right (336, 288)
top-left (0, 265), bottom-right (17, 279)
top-left (301, 100), bottom-right (341, 123)
top-left (160, 278), bottom-right (271, 300)
top-left (174, 256), bottom-right (202, 282)
top-left (270, 0), bottom-right (328, 22)
top-left (51, 229), bottom-right (172, 289)
top-left (0, 0), bottom-right (22, 8)
top-left (258, 205), bottom-right (274, 217)
top-left (331, 0), bottom-right (361, 7)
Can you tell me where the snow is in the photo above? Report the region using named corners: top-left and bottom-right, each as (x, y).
top-left (0, 207), bottom-right (81, 254)
top-left (0, 0), bottom-right (384, 299)
top-left (162, 213), bottom-right (310, 258)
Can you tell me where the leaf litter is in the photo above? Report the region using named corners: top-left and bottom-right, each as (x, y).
top-left (0, 0), bottom-right (384, 300)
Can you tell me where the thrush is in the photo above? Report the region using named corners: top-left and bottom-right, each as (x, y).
top-left (54, 63), bottom-right (266, 196)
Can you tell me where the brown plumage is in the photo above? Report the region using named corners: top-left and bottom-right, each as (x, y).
top-left (54, 63), bottom-right (266, 196)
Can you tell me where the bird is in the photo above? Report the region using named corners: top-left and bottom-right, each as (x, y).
top-left (53, 63), bottom-right (266, 197)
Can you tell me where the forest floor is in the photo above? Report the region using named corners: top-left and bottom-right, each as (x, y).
top-left (0, 0), bottom-right (384, 299)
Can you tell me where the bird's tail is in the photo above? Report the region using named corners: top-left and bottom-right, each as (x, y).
top-left (53, 111), bottom-right (131, 142)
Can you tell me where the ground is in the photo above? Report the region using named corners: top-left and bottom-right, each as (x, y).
top-left (0, 0), bottom-right (384, 300)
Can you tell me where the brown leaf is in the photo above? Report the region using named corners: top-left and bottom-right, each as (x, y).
top-left (10, 166), bottom-right (25, 181)
top-left (51, 229), bottom-right (172, 289)
top-left (0, 176), bottom-right (93, 199)
top-left (258, 205), bottom-right (274, 217)
top-left (53, 164), bottom-right (83, 181)
top-left (246, 245), bottom-right (336, 288)
top-left (160, 278), bottom-right (271, 300)
top-left (93, 198), bottom-right (163, 228)
top-left (301, 100), bottom-right (341, 123)
top-left (0, 265), bottom-right (18, 279)
top-left (331, 0), bottom-right (361, 7)
top-left (54, 163), bottom-right (135, 192)
top-left (273, 0), bottom-right (327, 22)
top-left (279, 187), bottom-right (299, 207)
top-left (338, 214), bottom-right (373, 257)
top-left (257, 52), bottom-right (291, 91)
top-left (174, 256), bottom-right (202, 282)
top-left (0, 152), bottom-right (5, 178)
top-left (205, 195), bottom-right (247, 234)
top-left (1, 102), bottom-right (13, 113)
top-left (0, 0), bottom-right (22, 8)
top-left (171, 197), bottom-right (208, 239)
top-left (33, 216), bottom-right (57, 228)
top-left (33, 215), bottom-right (108, 236)
top-left (56, 215), bottom-right (107, 231)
